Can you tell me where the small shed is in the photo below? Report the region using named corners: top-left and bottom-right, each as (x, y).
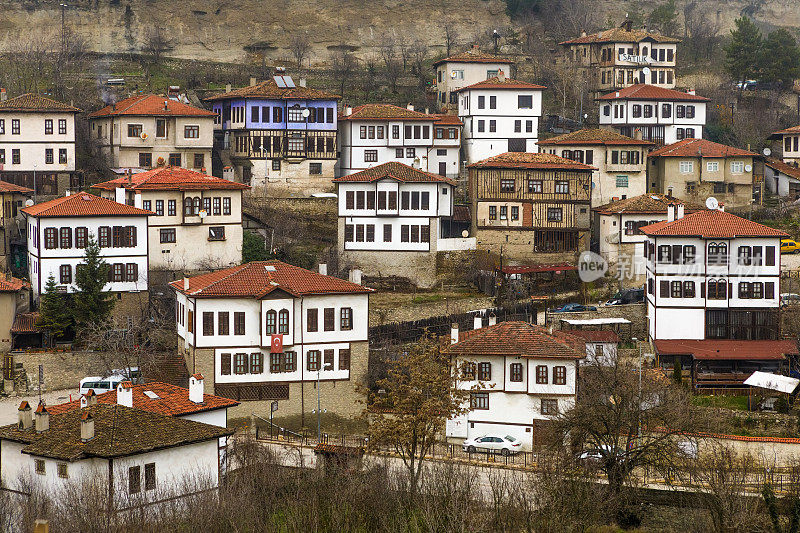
top-left (559, 317), bottom-right (633, 341)
top-left (313, 443), bottom-right (365, 475)
top-left (743, 371), bottom-right (800, 410)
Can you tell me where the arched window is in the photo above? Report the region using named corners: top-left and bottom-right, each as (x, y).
top-left (265, 310), bottom-right (277, 335)
top-left (192, 197), bottom-right (201, 215)
top-left (278, 309), bottom-right (289, 334)
top-left (183, 197), bottom-right (193, 216)
top-left (708, 242), bottom-right (728, 265)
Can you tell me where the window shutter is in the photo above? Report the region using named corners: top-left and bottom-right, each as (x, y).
top-left (700, 282), bottom-right (705, 298)
top-left (338, 348), bottom-right (351, 370)
top-left (766, 282), bottom-right (775, 300)
top-left (729, 283), bottom-right (733, 298)
top-left (221, 353), bottom-right (231, 375)
top-left (307, 308), bottom-right (318, 332)
top-left (766, 246), bottom-right (776, 266)
top-left (324, 349), bottom-right (334, 369)
top-left (323, 308), bottom-right (335, 331)
top-left (659, 280), bottom-right (669, 297)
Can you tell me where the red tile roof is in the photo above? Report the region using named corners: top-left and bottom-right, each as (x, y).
top-left (538, 128), bottom-right (653, 146)
top-left (88, 94), bottom-right (216, 118)
top-left (654, 339), bottom-right (798, 361)
top-left (0, 180), bottom-right (33, 194)
top-left (332, 161), bottom-right (456, 185)
top-left (639, 209), bottom-right (787, 238)
top-left (561, 329), bottom-right (620, 343)
top-left (764, 158), bottom-right (800, 181)
top-left (0, 93), bottom-right (81, 113)
top-left (92, 167), bottom-right (249, 192)
top-left (772, 125), bottom-right (800, 136)
top-left (468, 152), bottom-right (596, 171)
top-left (0, 276), bottom-right (29, 293)
top-left (204, 79), bottom-right (340, 102)
top-left (340, 104), bottom-right (435, 121)
top-left (457, 76), bottom-right (546, 92)
top-left (11, 313), bottom-right (40, 334)
top-left (48, 381), bottom-right (239, 417)
top-left (444, 321), bottom-right (584, 359)
top-left (560, 26), bottom-right (680, 45)
top-left (593, 193), bottom-right (704, 215)
top-left (433, 48), bottom-right (514, 66)
top-left (170, 260), bottom-right (373, 298)
top-left (597, 84), bottom-right (709, 102)
top-left (21, 192), bottom-right (154, 218)
top-left (648, 138), bottom-right (756, 159)
top-left (431, 114), bottom-right (463, 125)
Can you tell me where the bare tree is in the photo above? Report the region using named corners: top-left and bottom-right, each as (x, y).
top-left (142, 24), bottom-right (174, 64)
top-left (409, 40), bottom-right (430, 91)
top-left (289, 33), bottom-right (312, 69)
top-left (330, 48), bottom-right (357, 98)
top-left (443, 21), bottom-right (459, 57)
top-left (683, 2), bottom-right (722, 61)
top-left (397, 36), bottom-right (414, 72)
top-left (540, 0), bottom-right (598, 43)
top-left (379, 39), bottom-right (403, 94)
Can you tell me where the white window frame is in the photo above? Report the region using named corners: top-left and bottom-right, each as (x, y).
top-left (706, 161), bottom-right (719, 172)
top-left (679, 161), bottom-right (694, 174)
top-left (730, 161), bottom-right (745, 174)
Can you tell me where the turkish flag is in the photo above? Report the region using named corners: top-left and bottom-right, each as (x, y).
top-left (270, 334), bottom-right (283, 353)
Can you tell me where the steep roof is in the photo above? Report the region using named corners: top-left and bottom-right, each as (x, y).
top-left (648, 138), bottom-right (756, 159)
top-left (593, 193), bottom-right (705, 215)
top-left (772, 125), bottom-right (800, 136)
top-left (433, 48), bottom-right (514, 67)
top-left (170, 260), bottom-right (373, 298)
top-left (764, 158), bottom-right (800, 181)
top-left (560, 26), bottom-right (680, 45)
top-left (538, 128), bottom-right (653, 146)
top-left (21, 193), bottom-right (154, 218)
top-left (597, 84), bottom-right (709, 102)
top-left (468, 152), bottom-right (596, 171)
top-left (340, 104), bottom-right (436, 121)
top-left (332, 161), bottom-right (456, 185)
top-left (0, 93), bottom-right (81, 113)
top-left (0, 276), bottom-right (29, 293)
top-left (639, 209), bottom-right (788, 238)
top-left (10, 312), bottom-right (39, 334)
top-left (0, 180), bottom-right (34, 194)
top-left (0, 403), bottom-right (232, 461)
top-left (445, 321), bottom-right (584, 359)
top-left (88, 94), bottom-right (216, 118)
top-left (654, 339), bottom-right (798, 361)
top-left (48, 382), bottom-right (239, 417)
top-left (92, 167), bottom-right (250, 192)
top-left (204, 79), bottom-right (340, 102)
top-left (456, 77), bottom-right (546, 92)
top-left (431, 114), bottom-right (463, 125)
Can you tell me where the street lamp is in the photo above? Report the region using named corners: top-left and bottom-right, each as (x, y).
top-left (315, 362), bottom-right (333, 442)
top-left (32, 164), bottom-right (37, 204)
top-left (632, 337), bottom-right (643, 439)
top-left (492, 30), bottom-right (500, 55)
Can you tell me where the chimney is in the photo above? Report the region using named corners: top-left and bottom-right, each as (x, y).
top-left (299, 78), bottom-right (307, 88)
top-left (424, 107), bottom-right (429, 115)
top-left (345, 106), bottom-right (353, 116)
top-left (473, 314), bottom-right (482, 330)
top-left (18, 401), bottom-right (32, 430)
top-left (183, 277), bottom-right (189, 291)
top-left (488, 313), bottom-right (497, 326)
top-left (80, 389), bottom-right (97, 407)
top-left (115, 186), bottom-right (126, 205)
top-left (318, 263), bottom-right (327, 276)
top-left (676, 203), bottom-right (685, 219)
top-left (225, 84), bottom-right (232, 93)
top-left (615, 91), bottom-right (620, 98)
top-left (34, 402), bottom-right (49, 433)
top-left (117, 381), bottom-right (133, 408)
top-left (497, 69), bottom-right (506, 83)
top-left (472, 44), bottom-right (479, 51)
top-left (249, 77), bottom-right (257, 86)
top-left (80, 411), bottom-right (94, 442)
top-left (667, 203), bottom-right (676, 222)
top-left (719, 202), bottom-right (725, 212)
top-left (134, 193), bottom-right (143, 209)
top-left (65, 190), bottom-right (71, 196)
top-left (0, 88), bottom-right (6, 102)
top-left (349, 269), bottom-right (362, 285)
top-left (580, 30), bottom-right (587, 37)
top-left (406, 103), bottom-right (414, 111)
top-left (189, 373), bottom-right (205, 404)
top-left (127, 168), bottom-right (133, 184)
top-left (686, 88), bottom-right (695, 95)
top-left (163, 100), bottom-right (169, 111)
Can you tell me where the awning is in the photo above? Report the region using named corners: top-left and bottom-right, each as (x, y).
top-left (654, 339), bottom-right (798, 361)
top-left (743, 371), bottom-right (800, 394)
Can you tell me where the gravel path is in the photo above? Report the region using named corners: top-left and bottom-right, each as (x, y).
top-left (0, 389), bottom-right (78, 425)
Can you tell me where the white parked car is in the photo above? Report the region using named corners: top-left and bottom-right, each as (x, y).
top-left (462, 434), bottom-right (522, 456)
top-left (79, 376), bottom-right (121, 395)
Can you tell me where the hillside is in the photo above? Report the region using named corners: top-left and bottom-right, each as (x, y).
top-left (1, 0), bottom-right (799, 64)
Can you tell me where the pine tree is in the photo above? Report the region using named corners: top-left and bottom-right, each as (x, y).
top-left (73, 235), bottom-right (114, 327)
top-left (36, 275), bottom-right (73, 340)
top-left (672, 360), bottom-right (682, 384)
top-left (724, 17), bottom-right (763, 96)
top-left (760, 29), bottom-right (800, 88)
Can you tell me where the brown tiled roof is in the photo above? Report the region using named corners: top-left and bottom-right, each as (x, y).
top-left (561, 329), bottom-right (620, 343)
top-left (538, 128), bottom-right (652, 146)
top-left (92, 167), bottom-right (250, 192)
top-left (204, 79), bottom-right (340, 102)
top-left (593, 193), bottom-right (704, 215)
top-left (48, 382), bottom-right (238, 417)
top-left (0, 180), bottom-right (33, 194)
top-left (648, 138), bottom-right (756, 159)
top-left (332, 161), bottom-right (456, 185)
top-left (0, 403), bottom-right (232, 461)
top-left (772, 125), bottom-right (800, 136)
top-left (444, 321), bottom-right (583, 359)
top-left (0, 93), bottom-right (81, 113)
top-left (170, 260), bottom-right (373, 298)
top-left (597, 84), bottom-right (709, 102)
top-left (431, 114), bottom-right (463, 125)
top-left (433, 48), bottom-right (514, 66)
top-left (11, 313), bottom-right (40, 334)
top-left (639, 209), bottom-right (788, 238)
top-left (457, 77), bottom-right (546, 92)
top-left (88, 94), bottom-right (216, 118)
top-left (340, 104), bottom-right (434, 121)
top-left (21, 193), bottom-right (154, 218)
top-left (560, 27), bottom-right (680, 45)
top-left (654, 339), bottom-right (798, 361)
top-left (0, 276), bottom-right (29, 293)
top-left (764, 158), bottom-right (800, 181)
top-left (468, 152), bottom-right (596, 171)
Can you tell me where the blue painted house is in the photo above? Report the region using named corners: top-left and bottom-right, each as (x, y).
top-left (205, 76), bottom-right (340, 194)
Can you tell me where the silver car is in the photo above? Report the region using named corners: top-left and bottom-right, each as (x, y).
top-left (462, 434), bottom-right (522, 456)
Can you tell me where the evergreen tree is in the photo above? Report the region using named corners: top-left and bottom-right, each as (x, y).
top-left (242, 230), bottom-right (270, 263)
top-left (724, 17), bottom-right (763, 95)
top-left (647, 0), bottom-right (678, 37)
top-left (73, 235), bottom-right (114, 326)
top-left (760, 29), bottom-right (800, 88)
top-left (672, 360), bottom-right (682, 384)
top-left (36, 275), bottom-right (73, 340)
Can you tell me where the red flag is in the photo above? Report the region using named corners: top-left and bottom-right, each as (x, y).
top-left (270, 334), bottom-right (283, 353)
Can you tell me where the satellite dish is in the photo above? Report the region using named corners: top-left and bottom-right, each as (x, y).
top-left (706, 197), bottom-right (719, 210)
top-left (642, 67), bottom-right (651, 76)
top-left (461, 229), bottom-right (469, 238)
top-left (301, 109), bottom-right (310, 118)
top-left (763, 147), bottom-right (772, 157)
top-left (198, 209), bottom-right (207, 218)
top-left (745, 164), bottom-right (753, 172)
top-left (25, 199), bottom-right (34, 207)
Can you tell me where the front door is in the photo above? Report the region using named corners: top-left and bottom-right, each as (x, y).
top-left (438, 162), bottom-right (447, 176)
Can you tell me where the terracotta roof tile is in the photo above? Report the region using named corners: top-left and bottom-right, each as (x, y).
top-left (431, 114), bottom-right (463, 125)
top-left (467, 152), bottom-right (596, 171)
top-left (444, 321), bottom-right (584, 359)
top-left (538, 128), bottom-right (653, 146)
top-left (204, 79), bottom-right (339, 102)
top-left (648, 138), bottom-right (756, 159)
top-left (0, 180), bottom-right (33, 194)
top-left (654, 339), bottom-right (798, 360)
top-left (594, 193), bottom-right (704, 215)
top-left (433, 48), bottom-right (513, 66)
top-left (11, 312), bottom-right (40, 334)
top-left (457, 76), bottom-right (546, 92)
top-left (560, 26), bottom-right (680, 45)
top-left (0, 276), bottom-right (29, 293)
top-left (170, 260), bottom-right (373, 298)
top-left (453, 204), bottom-right (471, 223)
top-left (561, 329), bottom-right (620, 343)
top-left (0, 403), bottom-right (232, 460)
top-left (92, 167), bottom-right (249, 192)
top-left (773, 125), bottom-right (800, 136)
top-left (21, 193), bottom-right (154, 218)
top-left (597, 84), bottom-right (709, 102)
top-left (340, 104), bottom-right (434, 121)
top-left (639, 209), bottom-right (788, 238)
top-left (88, 94), bottom-right (216, 118)
top-left (0, 93), bottom-right (81, 113)
top-left (48, 381), bottom-right (238, 417)
top-left (764, 158), bottom-right (800, 181)
top-left (332, 161), bottom-right (456, 185)
top-left (18, 401), bottom-right (30, 410)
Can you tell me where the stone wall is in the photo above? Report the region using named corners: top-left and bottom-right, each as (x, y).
top-left (473, 228), bottom-right (588, 264)
top-left (245, 159), bottom-right (337, 198)
top-left (547, 303), bottom-right (646, 341)
top-left (8, 350), bottom-right (112, 393)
